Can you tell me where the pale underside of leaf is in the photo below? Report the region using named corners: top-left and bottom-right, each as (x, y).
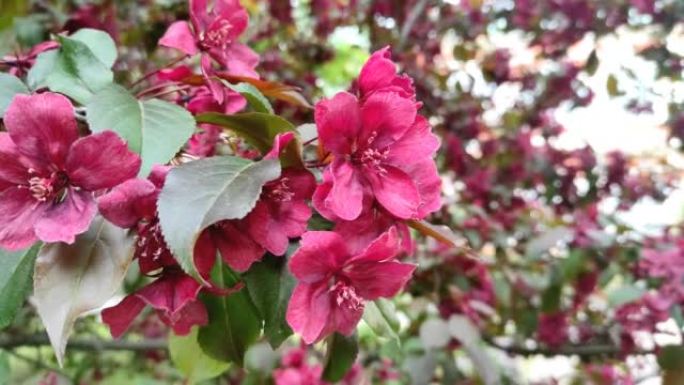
top-left (32, 217), bottom-right (135, 366)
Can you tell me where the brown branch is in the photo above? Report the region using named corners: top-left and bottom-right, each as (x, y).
top-left (484, 337), bottom-right (654, 357)
top-left (398, 0), bottom-right (432, 51)
top-left (0, 334), bottom-right (166, 352)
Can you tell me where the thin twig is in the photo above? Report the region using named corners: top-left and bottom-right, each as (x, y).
top-left (0, 334), bottom-right (167, 352)
top-left (484, 337), bottom-right (654, 357)
top-left (398, 0), bottom-right (431, 51)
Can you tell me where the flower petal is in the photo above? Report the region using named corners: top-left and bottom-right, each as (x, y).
top-left (346, 261), bottom-right (415, 300)
top-left (101, 295), bottom-right (147, 338)
top-left (387, 115), bottom-right (439, 163)
top-left (246, 201), bottom-right (289, 256)
top-left (289, 231), bottom-right (348, 283)
top-left (0, 187), bottom-right (45, 250)
top-left (136, 271), bottom-right (203, 315)
top-left (65, 131), bottom-right (141, 191)
top-left (286, 283), bottom-right (331, 344)
top-left (326, 159), bottom-right (365, 221)
top-left (315, 92), bottom-right (361, 155)
top-left (158, 299), bottom-right (208, 335)
top-left (358, 46), bottom-right (398, 95)
top-left (159, 21), bottom-right (199, 56)
top-left (224, 43), bottom-right (260, 78)
top-left (212, 220), bottom-right (265, 272)
top-left (349, 227), bottom-right (400, 264)
top-left (0, 133), bottom-right (29, 189)
top-left (404, 159), bottom-right (442, 218)
top-left (34, 188), bottom-right (97, 244)
top-left (331, 300), bottom-right (364, 336)
top-left (4, 93), bottom-right (78, 169)
top-left (359, 91), bottom-right (416, 149)
top-left (366, 164), bottom-right (420, 219)
top-left (97, 178), bottom-right (157, 228)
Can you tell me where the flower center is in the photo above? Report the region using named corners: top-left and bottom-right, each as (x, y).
top-left (26, 170), bottom-right (68, 202)
top-left (201, 20), bottom-right (234, 50)
top-left (330, 281), bottom-right (364, 312)
top-left (266, 177), bottom-right (295, 202)
top-left (136, 220), bottom-right (174, 271)
top-left (350, 131), bottom-right (389, 173)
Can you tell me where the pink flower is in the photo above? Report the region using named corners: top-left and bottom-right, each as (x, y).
top-left (0, 93), bottom-right (140, 250)
top-left (274, 366), bottom-right (327, 385)
top-left (286, 228), bottom-right (415, 344)
top-left (313, 92), bottom-right (441, 221)
top-left (102, 267), bottom-right (208, 337)
top-left (357, 46), bottom-right (415, 99)
top-left (159, 0), bottom-right (259, 78)
top-left (194, 133), bottom-right (316, 273)
top-left (98, 166), bottom-right (214, 337)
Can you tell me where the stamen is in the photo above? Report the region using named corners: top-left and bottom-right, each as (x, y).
top-left (330, 281), bottom-right (364, 312)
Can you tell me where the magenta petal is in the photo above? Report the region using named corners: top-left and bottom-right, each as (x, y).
top-left (331, 300), bottom-right (364, 336)
top-left (4, 93), bottom-right (78, 169)
top-left (34, 188), bottom-right (97, 244)
top-left (101, 295), bottom-right (146, 338)
top-left (358, 46), bottom-right (397, 95)
top-left (212, 221), bottom-right (265, 272)
top-left (350, 227), bottom-right (400, 264)
top-left (97, 179), bottom-right (157, 228)
top-left (312, 170), bottom-right (336, 220)
top-left (366, 164), bottom-right (420, 219)
top-left (346, 261), bottom-right (415, 300)
top-left (159, 300), bottom-right (208, 335)
top-left (65, 131), bottom-right (141, 191)
top-left (0, 133), bottom-right (29, 189)
top-left (193, 230), bottom-right (217, 281)
top-left (246, 201), bottom-right (289, 256)
top-left (136, 271), bottom-right (203, 315)
top-left (224, 43), bottom-right (260, 78)
top-left (327, 160), bottom-right (364, 221)
top-left (190, 0), bottom-right (210, 31)
top-left (286, 283), bottom-right (332, 344)
top-left (0, 187), bottom-right (45, 250)
top-left (159, 21), bottom-right (199, 56)
top-left (404, 159), bottom-right (442, 219)
top-left (359, 91), bottom-right (416, 148)
top-left (387, 115), bottom-right (440, 163)
top-left (315, 92), bottom-right (361, 155)
top-left (289, 231), bottom-right (348, 283)
top-left (264, 132), bottom-right (295, 160)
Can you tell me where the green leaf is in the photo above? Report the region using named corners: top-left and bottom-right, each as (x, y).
top-left (0, 243), bottom-right (40, 329)
top-left (541, 283), bottom-right (562, 313)
top-left (68, 28), bottom-right (117, 68)
top-left (86, 84), bottom-right (196, 176)
top-left (32, 217), bottom-right (136, 365)
top-left (169, 327), bottom-right (230, 384)
top-left (607, 285), bottom-right (645, 307)
top-left (45, 34), bottom-right (114, 104)
top-left (0, 73), bottom-right (29, 117)
top-left (195, 112), bottom-right (302, 168)
top-left (658, 345), bottom-right (684, 370)
top-left (157, 156), bottom-right (280, 277)
top-left (26, 49), bottom-right (58, 90)
top-left (322, 333), bottom-right (359, 382)
top-left (561, 250), bottom-right (586, 281)
top-left (242, 253), bottom-right (295, 349)
top-left (198, 263), bottom-right (262, 366)
top-left (225, 82), bottom-right (273, 113)
top-left (363, 299), bottom-right (400, 343)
